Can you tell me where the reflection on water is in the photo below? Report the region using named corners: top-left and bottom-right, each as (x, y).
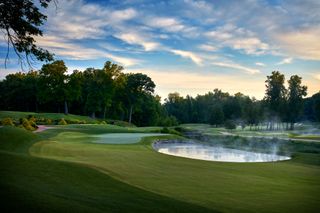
top-left (154, 142), bottom-right (291, 163)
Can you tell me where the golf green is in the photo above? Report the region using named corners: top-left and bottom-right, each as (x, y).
top-left (1, 125), bottom-right (319, 212)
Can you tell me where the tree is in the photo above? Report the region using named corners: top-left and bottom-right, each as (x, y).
top-left (264, 71), bottom-right (287, 130)
top-left (101, 61), bottom-right (123, 119)
top-left (209, 106), bottom-right (225, 127)
top-left (0, 0), bottom-right (54, 67)
top-left (38, 60), bottom-right (68, 113)
top-left (83, 68), bottom-right (104, 118)
top-left (286, 75), bottom-right (307, 129)
top-left (65, 70), bottom-right (83, 114)
top-left (125, 73), bottom-right (155, 124)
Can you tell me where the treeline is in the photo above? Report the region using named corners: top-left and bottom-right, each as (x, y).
top-left (1, 61), bottom-right (319, 129)
top-left (164, 71), bottom-right (320, 130)
top-left (0, 60), bottom-right (177, 126)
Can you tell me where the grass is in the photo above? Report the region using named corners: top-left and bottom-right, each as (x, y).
top-left (0, 111), bottom-right (96, 122)
top-left (180, 123), bottom-right (320, 142)
top-left (1, 124), bottom-right (320, 212)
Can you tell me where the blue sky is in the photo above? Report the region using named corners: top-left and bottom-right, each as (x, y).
top-left (1, 0), bottom-right (320, 100)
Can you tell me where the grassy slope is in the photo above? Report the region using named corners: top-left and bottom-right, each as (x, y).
top-left (27, 125), bottom-right (320, 213)
top-left (0, 126), bottom-right (214, 213)
top-left (0, 111), bottom-right (97, 122)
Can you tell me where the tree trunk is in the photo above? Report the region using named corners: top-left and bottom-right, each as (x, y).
top-left (91, 112), bottom-right (95, 119)
top-left (290, 122), bottom-right (294, 130)
top-left (64, 100), bottom-right (68, 115)
top-left (129, 105), bottom-right (133, 124)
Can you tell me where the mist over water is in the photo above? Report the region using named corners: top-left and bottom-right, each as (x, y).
top-left (153, 130), bottom-right (292, 162)
top-left (154, 142), bottom-right (290, 163)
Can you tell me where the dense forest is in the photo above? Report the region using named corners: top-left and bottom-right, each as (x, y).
top-left (0, 60), bottom-right (319, 129)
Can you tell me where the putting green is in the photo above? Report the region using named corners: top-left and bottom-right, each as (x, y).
top-left (92, 133), bottom-right (168, 144)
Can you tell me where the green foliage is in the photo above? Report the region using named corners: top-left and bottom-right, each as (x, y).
top-left (209, 106), bottom-right (225, 126)
top-left (107, 119), bottom-right (135, 127)
top-left (20, 118), bottom-right (36, 131)
top-left (158, 115), bottom-right (179, 127)
top-left (160, 127), bottom-right (170, 133)
top-left (224, 120), bottom-right (236, 130)
top-left (58, 118), bottom-right (67, 125)
top-left (1, 117), bottom-right (14, 126)
top-left (0, 0), bottom-right (54, 64)
top-left (160, 127), bottom-right (182, 136)
top-left (0, 61), bottom-right (318, 128)
top-left (286, 75), bottom-right (308, 129)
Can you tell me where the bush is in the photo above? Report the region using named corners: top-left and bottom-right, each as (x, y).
top-left (100, 121), bottom-right (107, 125)
top-left (160, 127), bottom-right (182, 136)
top-left (1, 117), bottom-right (14, 126)
top-left (27, 115), bottom-right (37, 123)
top-left (158, 116), bottom-right (179, 127)
top-left (58, 118), bottom-right (67, 125)
top-left (45, 118), bottom-right (52, 125)
top-left (224, 120), bottom-right (236, 130)
top-left (160, 127), bottom-right (170, 133)
top-left (20, 118), bottom-right (36, 131)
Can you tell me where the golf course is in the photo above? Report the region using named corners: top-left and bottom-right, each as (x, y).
top-left (1, 1), bottom-right (320, 211)
top-left (1, 113), bottom-right (319, 213)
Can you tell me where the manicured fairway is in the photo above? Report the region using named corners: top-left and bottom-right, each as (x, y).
top-left (1, 125), bottom-right (320, 212)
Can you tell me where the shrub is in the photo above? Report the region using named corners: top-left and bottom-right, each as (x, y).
top-left (160, 127), bottom-right (170, 133)
top-left (27, 115), bottom-right (37, 123)
top-left (1, 117), bottom-right (14, 126)
top-left (79, 120), bottom-right (86, 124)
top-left (224, 120), bottom-right (236, 130)
top-left (58, 118), bottom-right (67, 125)
top-left (45, 118), bottom-right (52, 125)
top-left (100, 121), bottom-right (107, 125)
top-left (158, 116), bottom-right (179, 127)
top-left (20, 118), bottom-right (36, 131)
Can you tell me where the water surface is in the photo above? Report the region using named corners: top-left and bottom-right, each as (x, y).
top-left (154, 142), bottom-right (291, 162)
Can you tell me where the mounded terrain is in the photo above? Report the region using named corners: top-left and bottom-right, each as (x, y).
top-left (1, 116), bottom-right (319, 212)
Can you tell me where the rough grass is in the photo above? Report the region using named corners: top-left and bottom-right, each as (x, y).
top-left (1, 125), bottom-right (320, 212)
top-left (0, 111), bottom-right (96, 122)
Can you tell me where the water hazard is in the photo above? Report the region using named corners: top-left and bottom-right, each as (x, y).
top-left (153, 141), bottom-right (291, 163)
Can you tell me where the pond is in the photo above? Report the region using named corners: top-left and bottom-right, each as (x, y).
top-left (153, 141), bottom-right (291, 163)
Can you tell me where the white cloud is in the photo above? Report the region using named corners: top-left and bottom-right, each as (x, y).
top-left (45, 0), bottom-right (137, 40)
top-left (231, 38), bottom-right (269, 55)
top-left (145, 17), bottom-right (185, 32)
top-left (205, 24), bottom-right (270, 55)
top-left (115, 33), bottom-right (160, 51)
top-left (275, 27), bottom-right (320, 60)
top-left (212, 62), bottom-right (260, 74)
top-left (198, 44), bottom-right (218, 52)
top-left (255, 62), bottom-right (266, 66)
top-left (110, 8), bottom-right (137, 21)
top-left (35, 36), bottom-right (139, 66)
top-left (277, 57), bottom-right (293, 65)
top-left (170, 49), bottom-right (203, 65)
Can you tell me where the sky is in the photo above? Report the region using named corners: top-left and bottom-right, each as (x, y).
top-left (1, 0), bottom-right (320, 100)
